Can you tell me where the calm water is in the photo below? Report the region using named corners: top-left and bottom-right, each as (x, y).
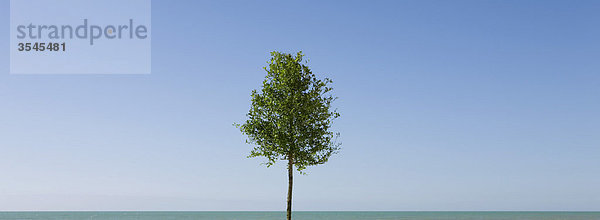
top-left (0, 212), bottom-right (598, 220)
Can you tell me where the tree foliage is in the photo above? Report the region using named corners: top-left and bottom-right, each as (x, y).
top-left (237, 51), bottom-right (340, 172)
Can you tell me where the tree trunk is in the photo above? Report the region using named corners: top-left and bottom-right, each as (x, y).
top-left (286, 158), bottom-right (293, 220)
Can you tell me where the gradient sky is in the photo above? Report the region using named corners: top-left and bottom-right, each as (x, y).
top-left (0, 0), bottom-right (599, 211)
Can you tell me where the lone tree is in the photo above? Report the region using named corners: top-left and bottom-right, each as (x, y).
top-left (236, 51), bottom-right (340, 220)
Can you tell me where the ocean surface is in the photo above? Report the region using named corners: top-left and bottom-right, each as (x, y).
top-left (0, 212), bottom-right (598, 220)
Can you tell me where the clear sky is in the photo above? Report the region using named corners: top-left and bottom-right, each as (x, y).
top-left (0, 0), bottom-right (599, 211)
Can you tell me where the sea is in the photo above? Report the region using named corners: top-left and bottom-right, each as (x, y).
top-left (0, 212), bottom-right (599, 220)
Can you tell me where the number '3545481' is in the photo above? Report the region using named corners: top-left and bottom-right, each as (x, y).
top-left (17, 42), bottom-right (66, 52)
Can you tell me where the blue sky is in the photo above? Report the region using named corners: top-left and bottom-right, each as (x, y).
top-left (0, 0), bottom-right (599, 211)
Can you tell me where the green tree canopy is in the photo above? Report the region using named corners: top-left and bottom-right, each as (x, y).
top-left (238, 51), bottom-right (340, 171)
